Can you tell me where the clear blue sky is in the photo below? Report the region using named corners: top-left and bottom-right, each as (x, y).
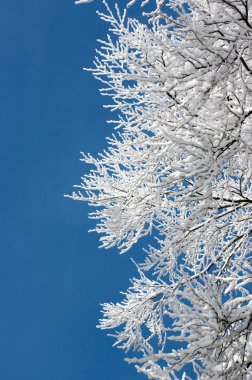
top-left (0, 1), bottom-right (147, 379)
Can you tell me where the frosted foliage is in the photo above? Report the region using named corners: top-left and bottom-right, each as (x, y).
top-left (71, 0), bottom-right (252, 378)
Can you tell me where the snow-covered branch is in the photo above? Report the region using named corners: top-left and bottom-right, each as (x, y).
top-left (71, 0), bottom-right (252, 377)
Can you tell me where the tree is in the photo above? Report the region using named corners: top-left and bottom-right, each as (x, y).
top-left (70, 0), bottom-right (252, 378)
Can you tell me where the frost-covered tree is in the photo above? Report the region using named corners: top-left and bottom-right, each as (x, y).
top-left (70, 0), bottom-right (252, 378)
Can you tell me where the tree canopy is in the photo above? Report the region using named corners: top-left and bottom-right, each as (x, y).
top-left (71, 0), bottom-right (252, 378)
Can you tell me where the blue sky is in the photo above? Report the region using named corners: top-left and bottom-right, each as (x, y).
top-left (0, 1), bottom-right (147, 379)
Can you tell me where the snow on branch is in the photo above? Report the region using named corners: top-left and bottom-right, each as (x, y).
top-left (75, 0), bottom-right (94, 4)
top-left (70, 0), bottom-right (252, 378)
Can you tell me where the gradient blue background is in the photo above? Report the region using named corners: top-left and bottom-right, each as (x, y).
top-left (0, 1), bottom-right (147, 379)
